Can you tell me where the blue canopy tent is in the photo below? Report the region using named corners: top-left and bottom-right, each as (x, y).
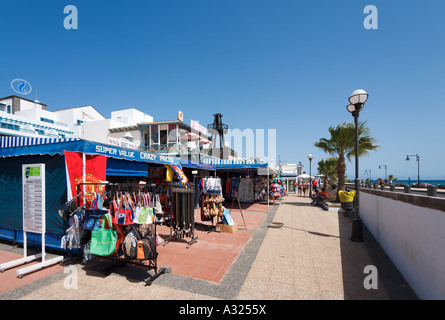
top-left (0, 138), bottom-right (190, 251)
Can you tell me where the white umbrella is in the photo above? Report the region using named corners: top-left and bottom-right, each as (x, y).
top-left (182, 132), bottom-right (200, 140)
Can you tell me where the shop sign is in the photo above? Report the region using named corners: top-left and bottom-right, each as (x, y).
top-left (107, 137), bottom-right (138, 150)
top-left (191, 120), bottom-right (207, 135)
top-left (22, 164), bottom-right (45, 234)
top-left (257, 167), bottom-right (270, 175)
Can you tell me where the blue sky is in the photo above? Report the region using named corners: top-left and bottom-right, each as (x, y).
top-left (1, 0), bottom-right (444, 180)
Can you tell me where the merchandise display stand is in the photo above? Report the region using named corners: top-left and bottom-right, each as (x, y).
top-left (69, 182), bottom-right (162, 284)
top-left (164, 182), bottom-right (198, 248)
top-left (0, 164), bottom-right (63, 277)
top-left (230, 191), bottom-right (247, 229)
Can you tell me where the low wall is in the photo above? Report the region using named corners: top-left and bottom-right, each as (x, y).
top-left (360, 189), bottom-right (445, 300)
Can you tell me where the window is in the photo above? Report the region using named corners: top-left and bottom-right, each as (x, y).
top-left (40, 117), bottom-right (55, 124)
top-left (160, 129), bottom-right (167, 145)
top-left (168, 124), bottom-right (178, 143)
top-left (0, 123), bottom-right (19, 131)
top-left (150, 125), bottom-right (159, 146)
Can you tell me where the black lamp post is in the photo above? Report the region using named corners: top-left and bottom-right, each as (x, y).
top-left (308, 154), bottom-right (313, 199)
top-left (364, 169), bottom-right (372, 182)
top-left (346, 89), bottom-right (368, 242)
top-left (378, 164), bottom-right (387, 181)
top-left (406, 154), bottom-right (420, 187)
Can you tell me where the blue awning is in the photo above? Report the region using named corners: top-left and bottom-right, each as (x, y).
top-left (180, 159), bottom-right (216, 171)
top-left (0, 138), bottom-right (182, 166)
top-left (215, 163), bottom-right (268, 169)
top-left (106, 158), bottom-right (148, 177)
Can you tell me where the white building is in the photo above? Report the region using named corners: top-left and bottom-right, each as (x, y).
top-left (0, 95), bottom-right (75, 139)
top-left (53, 105), bottom-right (106, 139)
top-left (0, 95), bottom-right (150, 147)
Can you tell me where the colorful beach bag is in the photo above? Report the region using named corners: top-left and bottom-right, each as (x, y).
top-left (111, 196), bottom-right (133, 226)
top-left (82, 194), bottom-right (107, 231)
top-left (135, 193), bottom-right (154, 225)
top-left (90, 212), bottom-right (117, 256)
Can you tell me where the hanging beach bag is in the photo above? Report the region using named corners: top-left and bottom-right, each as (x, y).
top-left (154, 194), bottom-right (162, 214)
top-left (112, 196), bottom-right (133, 226)
top-left (82, 194), bottom-right (107, 231)
top-left (136, 193), bottom-right (153, 224)
top-left (90, 212), bottom-right (117, 256)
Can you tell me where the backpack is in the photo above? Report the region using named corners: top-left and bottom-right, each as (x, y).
top-left (122, 226), bottom-right (140, 259)
top-left (136, 236), bottom-right (157, 260)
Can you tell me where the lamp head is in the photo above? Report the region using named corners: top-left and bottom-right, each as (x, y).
top-left (308, 154), bottom-right (313, 160)
top-left (349, 89), bottom-right (368, 105)
top-left (405, 156), bottom-right (410, 161)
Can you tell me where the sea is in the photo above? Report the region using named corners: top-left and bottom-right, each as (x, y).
top-left (369, 180), bottom-right (445, 186)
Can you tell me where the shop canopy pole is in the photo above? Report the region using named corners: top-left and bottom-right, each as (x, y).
top-left (267, 164), bottom-right (269, 212)
top-left (82, 152), bottom-right (86, 207)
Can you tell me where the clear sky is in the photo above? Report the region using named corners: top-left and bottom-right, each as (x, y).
top-left (1, 0), bottom-right (444, 180)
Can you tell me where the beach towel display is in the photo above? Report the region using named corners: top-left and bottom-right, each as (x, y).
top-left (238, 178), bottom-right (254, 202)
top-left (254, 176), bottom-right (268, 201)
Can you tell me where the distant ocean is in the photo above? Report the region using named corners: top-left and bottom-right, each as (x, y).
top-left (369, 180), bottom-right (445, 186)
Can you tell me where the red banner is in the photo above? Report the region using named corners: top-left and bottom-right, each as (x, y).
top-left (65, 151), bottom-right (107, 203)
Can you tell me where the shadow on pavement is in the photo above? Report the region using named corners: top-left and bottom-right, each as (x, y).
top-left (337, 213), bottom-right (418, 300)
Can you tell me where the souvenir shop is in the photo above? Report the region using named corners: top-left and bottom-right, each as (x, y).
top-left (0, 138), bottom-right (213, 283)
top-left (214, 163), bottom-right (278, 203)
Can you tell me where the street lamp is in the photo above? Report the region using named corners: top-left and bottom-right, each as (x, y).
top-left (378, 164), bottom-right (387, 181)
top-left (346, 89), bottom-right (368, 242)
top-left (308, 154), bottom-right (313, 199)
top-left (405, 154), bottom-right (420, 187)
top-left (364, 169), bottom-right (372, 182)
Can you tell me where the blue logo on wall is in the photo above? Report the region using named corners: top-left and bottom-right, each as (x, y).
top-left (11, 79), bottom-right (32, 95)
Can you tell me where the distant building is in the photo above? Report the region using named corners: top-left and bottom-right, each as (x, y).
top-left (0, 95), bottom-right (75, 139)
top-left (0, 95), bottom-right (238, 163)
top-left (108, 112), bottom-right (215, 162)
top-left (281, 163), bottom-right (303, 176)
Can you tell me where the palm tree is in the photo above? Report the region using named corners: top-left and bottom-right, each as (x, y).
top-left (317, 157), bottom-right (338, 191)
top-left (314, 121), bottom-right (379, 192)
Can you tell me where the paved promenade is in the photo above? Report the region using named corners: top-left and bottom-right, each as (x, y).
top-left (0, 194), bottom-right (417, 300)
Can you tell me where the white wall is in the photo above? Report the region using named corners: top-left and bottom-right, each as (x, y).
top-left (82, 119), bottom-right (127, 144)
top-left (111, 108), bottom-right (153, 126)
top-left (54, 106), bottom-right (105, 137)
top-left (361, 192), bottom-right (445, 300)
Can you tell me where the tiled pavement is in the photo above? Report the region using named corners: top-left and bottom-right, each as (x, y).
top-left (0, 194), bottom-right (418, 300)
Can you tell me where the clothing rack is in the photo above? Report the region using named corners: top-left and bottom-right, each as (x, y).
top-left (64, 182), bottom-right (162, 285)
top-left (164, 182), bottom-right (198, 248)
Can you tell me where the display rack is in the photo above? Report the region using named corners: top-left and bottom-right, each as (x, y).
top-left (164, 182), bottom-right (198, 248)
top-left (65, 182), bottom-right (163, 285)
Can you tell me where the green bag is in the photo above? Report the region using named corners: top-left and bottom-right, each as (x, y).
top-left (90, 212), bottom-right (117, 256)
